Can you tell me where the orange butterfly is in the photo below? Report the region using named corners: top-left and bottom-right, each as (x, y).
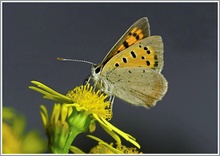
top-left (60, 17), bottom-right (168, 108)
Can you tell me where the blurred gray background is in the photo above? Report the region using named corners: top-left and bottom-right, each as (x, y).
top-left (2, 2), bottom-right (217, 153)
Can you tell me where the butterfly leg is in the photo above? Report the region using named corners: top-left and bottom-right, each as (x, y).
top-left (109, 95), bottom-right (115, 110)
top-left (84, 75), bottom-right (92, 85)
top-left (84, 74), bottom-right (100, 92)
top-left (85, 76), bottom-right (114, 108)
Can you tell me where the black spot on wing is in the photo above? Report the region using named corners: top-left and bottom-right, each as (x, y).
top-left (130, 51), bottom-right (136, 58)
top-left (154, 61), bottom-right (158, 67)
top-left (115, 63), bottom-right (119, 67)
top-left (123, 41), bottom-right (129, 48)
top-left (122, 57), bottom-right (127, 63)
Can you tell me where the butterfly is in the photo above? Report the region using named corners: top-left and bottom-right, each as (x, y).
top-left (59, 17), bottom-right (168, 108)
top-left (89, 17), bottom-right (168, 108)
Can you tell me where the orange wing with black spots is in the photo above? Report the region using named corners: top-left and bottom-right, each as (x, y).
top-left (102, 36), bottom-right (164, 74)
top-left (101, 17), bottom-right (150, 66)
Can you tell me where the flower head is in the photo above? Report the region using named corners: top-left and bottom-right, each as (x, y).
top-left (70, 135), bottom-right (142, 154)
top-left (66, 84), bottom-right (112, 120)
top-left (29, 80), bottom-right (140, 153)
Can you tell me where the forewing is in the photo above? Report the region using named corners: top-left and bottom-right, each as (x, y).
top-left (101, 17), bottom-right (150, 65)
top-left (102, 36), bottom-right (164, 73)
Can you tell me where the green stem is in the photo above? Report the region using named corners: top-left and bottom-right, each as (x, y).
top-left (62, 109), bottom-right (93, 153)
top-left (62, 128), bottom-right (82, 153)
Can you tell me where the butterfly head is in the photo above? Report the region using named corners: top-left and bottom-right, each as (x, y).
top-left (91, 64), bottom-right (103, 81)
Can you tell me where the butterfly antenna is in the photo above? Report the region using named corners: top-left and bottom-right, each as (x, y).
top-left (57, 57), bottom-right (95, 65)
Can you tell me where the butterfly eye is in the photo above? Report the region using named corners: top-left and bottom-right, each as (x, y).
top-left (95, 66), bottom-right (102, 74)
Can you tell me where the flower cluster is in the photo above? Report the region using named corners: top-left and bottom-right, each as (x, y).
top-left (29, 80), bottom-right (141, 154)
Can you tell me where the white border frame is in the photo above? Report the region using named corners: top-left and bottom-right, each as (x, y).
top-left (0, 1), bottom-right (219, 155)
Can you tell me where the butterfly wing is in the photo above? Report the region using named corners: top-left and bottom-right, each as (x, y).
top-left (104, 67), bottom-right (168, 108)
top-left (102, 36), bottom-right (164, 73)
top-left (101, 17), bottom-right (150, 66)
top-left (92, 17), bottom-right (167, 108)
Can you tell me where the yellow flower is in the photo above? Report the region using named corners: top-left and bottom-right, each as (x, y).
top-left (66, 84), bottom-right (112, 120)
top-left (2, 107), bottom-right (47, 154)
top-left (70, 135), bottom-right (142, 154)
top-left (88, 135), bottom-right (142, 154)
top-left (29, 80), bottom-right (140, 153)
